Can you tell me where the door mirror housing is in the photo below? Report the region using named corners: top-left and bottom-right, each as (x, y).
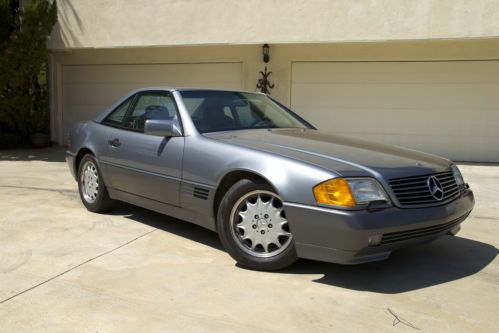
top-left (144, 119), bottom-right (182, 137)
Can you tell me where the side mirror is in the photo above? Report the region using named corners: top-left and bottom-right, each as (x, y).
top-left (144, 119), bottom-right (182, 137)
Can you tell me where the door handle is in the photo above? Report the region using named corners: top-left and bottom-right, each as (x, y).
top-left (108, 138), bottom-right (121, 147)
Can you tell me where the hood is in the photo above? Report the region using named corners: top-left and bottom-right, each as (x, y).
top-left (204, 128), bottom-right (452, 179)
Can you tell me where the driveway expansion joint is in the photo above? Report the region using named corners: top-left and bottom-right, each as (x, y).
top-left (0, 228), bottom-right (157, 305)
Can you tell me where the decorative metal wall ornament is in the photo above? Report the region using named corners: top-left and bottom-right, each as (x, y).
top-left (256, 66), bottom-right (275, 94)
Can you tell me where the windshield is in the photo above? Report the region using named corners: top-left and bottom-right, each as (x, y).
top-left (179, 90), bottom-right (312, 133)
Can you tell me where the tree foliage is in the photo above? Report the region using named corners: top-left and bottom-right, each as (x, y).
top-left (0, 0), bottom-right (57, 145)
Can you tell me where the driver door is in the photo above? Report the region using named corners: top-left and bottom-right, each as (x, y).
top-left (104, 91), bottom-right (184, 206)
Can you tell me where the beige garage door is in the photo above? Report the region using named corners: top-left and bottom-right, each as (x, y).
top-left (291, 61), bottom-right (499, 162)
top-left (61, 62), bottom-right (242, 141)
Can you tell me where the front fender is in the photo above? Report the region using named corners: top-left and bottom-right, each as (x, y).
top-left (183, 135), bottom-right (337, 205)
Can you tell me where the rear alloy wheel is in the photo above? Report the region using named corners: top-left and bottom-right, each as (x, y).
top-left (217, 179), bottom-right (297, 270)
top-left (81, 160), bottom-right (99, 203)
top-left (77, 154), bottom-right (115, 212)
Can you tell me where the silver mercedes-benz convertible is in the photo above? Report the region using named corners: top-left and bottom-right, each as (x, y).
top-left (66, 87), bottom-right (475, 270)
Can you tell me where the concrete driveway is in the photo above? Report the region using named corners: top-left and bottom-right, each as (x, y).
top-left (0, 148), bottom-right (497, 333)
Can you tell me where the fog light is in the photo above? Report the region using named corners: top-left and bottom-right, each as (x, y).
top-left (368, 234), bottom-right (382, 247)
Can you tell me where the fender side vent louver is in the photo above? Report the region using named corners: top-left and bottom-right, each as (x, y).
top-left (193, 187), bottom-right (209, 200)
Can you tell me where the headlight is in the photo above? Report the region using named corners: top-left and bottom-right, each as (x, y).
top-left (347, 178), bottom-right (390, 205)
top-left (313, 178), bottom-right (389, 208)
top-left (451, 165), bottom-right (465, 185)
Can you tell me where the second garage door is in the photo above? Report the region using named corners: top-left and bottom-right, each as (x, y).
top-left (291, 61), bottom-right (499, 162)
top-left (61, 62), bottom-right (242, 141)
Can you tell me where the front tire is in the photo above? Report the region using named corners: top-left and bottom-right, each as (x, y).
top-left (217, 179), bottom-right (298, 271)
top-left (77, 154), bottom-right (115, 212)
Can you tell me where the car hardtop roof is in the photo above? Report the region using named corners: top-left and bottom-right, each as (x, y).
top-left (132, 86), bottom-right (266, 95)
top-left (93, 87), bottom-right (267, 123)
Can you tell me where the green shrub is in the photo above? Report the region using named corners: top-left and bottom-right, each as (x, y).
top-left (0, 133), bottom-right (20, 149)
top-left (0, 0), bottom-right (57, 146)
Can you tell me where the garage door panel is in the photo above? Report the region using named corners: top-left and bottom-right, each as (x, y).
top-left (292, 83), bottom-right (499, 109)
top-left (64, 79), bottom-right (242, 107)
top-left (62, 63), bottom-right (242, 84)
top-left (63, 104), bottom-right (108, 131)
top-left (64, 83), bottom-right (144, 106)
top-left (301, 106), bottom-right (499, 137)
top-left (292, 62), bottom-right (499, 84)
top-left (337, 133), bottom-right (499, 162)
top-left (291, 61), bottom-right (499, 162)
top-left (62, 63), bottom-right (242, 141)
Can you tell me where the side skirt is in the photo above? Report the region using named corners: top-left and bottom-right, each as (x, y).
top-left (108, 188), bottom-right (217, 231)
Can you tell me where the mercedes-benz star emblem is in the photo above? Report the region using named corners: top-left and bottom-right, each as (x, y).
top-left (427, 176), bottom-right (444, 201)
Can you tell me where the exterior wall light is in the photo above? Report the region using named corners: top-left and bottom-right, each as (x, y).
top-left (262, 44), bottom-right (270, 63)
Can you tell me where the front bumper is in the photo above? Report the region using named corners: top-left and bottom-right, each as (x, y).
top-left (284, 189), bottom-right (475, 264)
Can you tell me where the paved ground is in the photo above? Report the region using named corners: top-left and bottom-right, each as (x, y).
top-left (0, 147), bottom-right (497, 333)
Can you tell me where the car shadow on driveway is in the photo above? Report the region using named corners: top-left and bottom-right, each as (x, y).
top-left (107, 203), bottom-right (497, 294)
top-left (283, 236), bottom-right (498, 294)
top-left (105, 203), bottom-right (225, 251)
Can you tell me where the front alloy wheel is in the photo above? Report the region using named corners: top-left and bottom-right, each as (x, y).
top-left (217, 179), bottom-right (298, 270)
top-left (231, 190), bottom-right (292, 257)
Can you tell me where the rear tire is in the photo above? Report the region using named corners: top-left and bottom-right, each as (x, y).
top-left (77, 154), bottom-right (115, 212)
top-left (217, 179), bottom-right (298, 271)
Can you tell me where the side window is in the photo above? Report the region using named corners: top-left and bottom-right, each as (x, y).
top-left (122, 92), bottom-right (178, 132)
top-left (102, 97), bottom-right (133, 126)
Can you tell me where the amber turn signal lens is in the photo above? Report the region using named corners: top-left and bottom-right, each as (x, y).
top-left (313, 178), bottom-right (356, 207)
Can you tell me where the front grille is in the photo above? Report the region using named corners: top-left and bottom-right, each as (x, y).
top-left (380, 212), bottom-right (469, 245)
top-left (388, 171), bottom-right (460, 207)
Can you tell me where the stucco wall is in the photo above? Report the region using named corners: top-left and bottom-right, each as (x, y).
top-left (49, 0), bottom-right (499, 50)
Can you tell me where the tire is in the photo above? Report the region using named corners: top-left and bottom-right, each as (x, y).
top-left (217, 179), bottom-right (298, 271)
top-left (77, 154), bottom-right (115, 212)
